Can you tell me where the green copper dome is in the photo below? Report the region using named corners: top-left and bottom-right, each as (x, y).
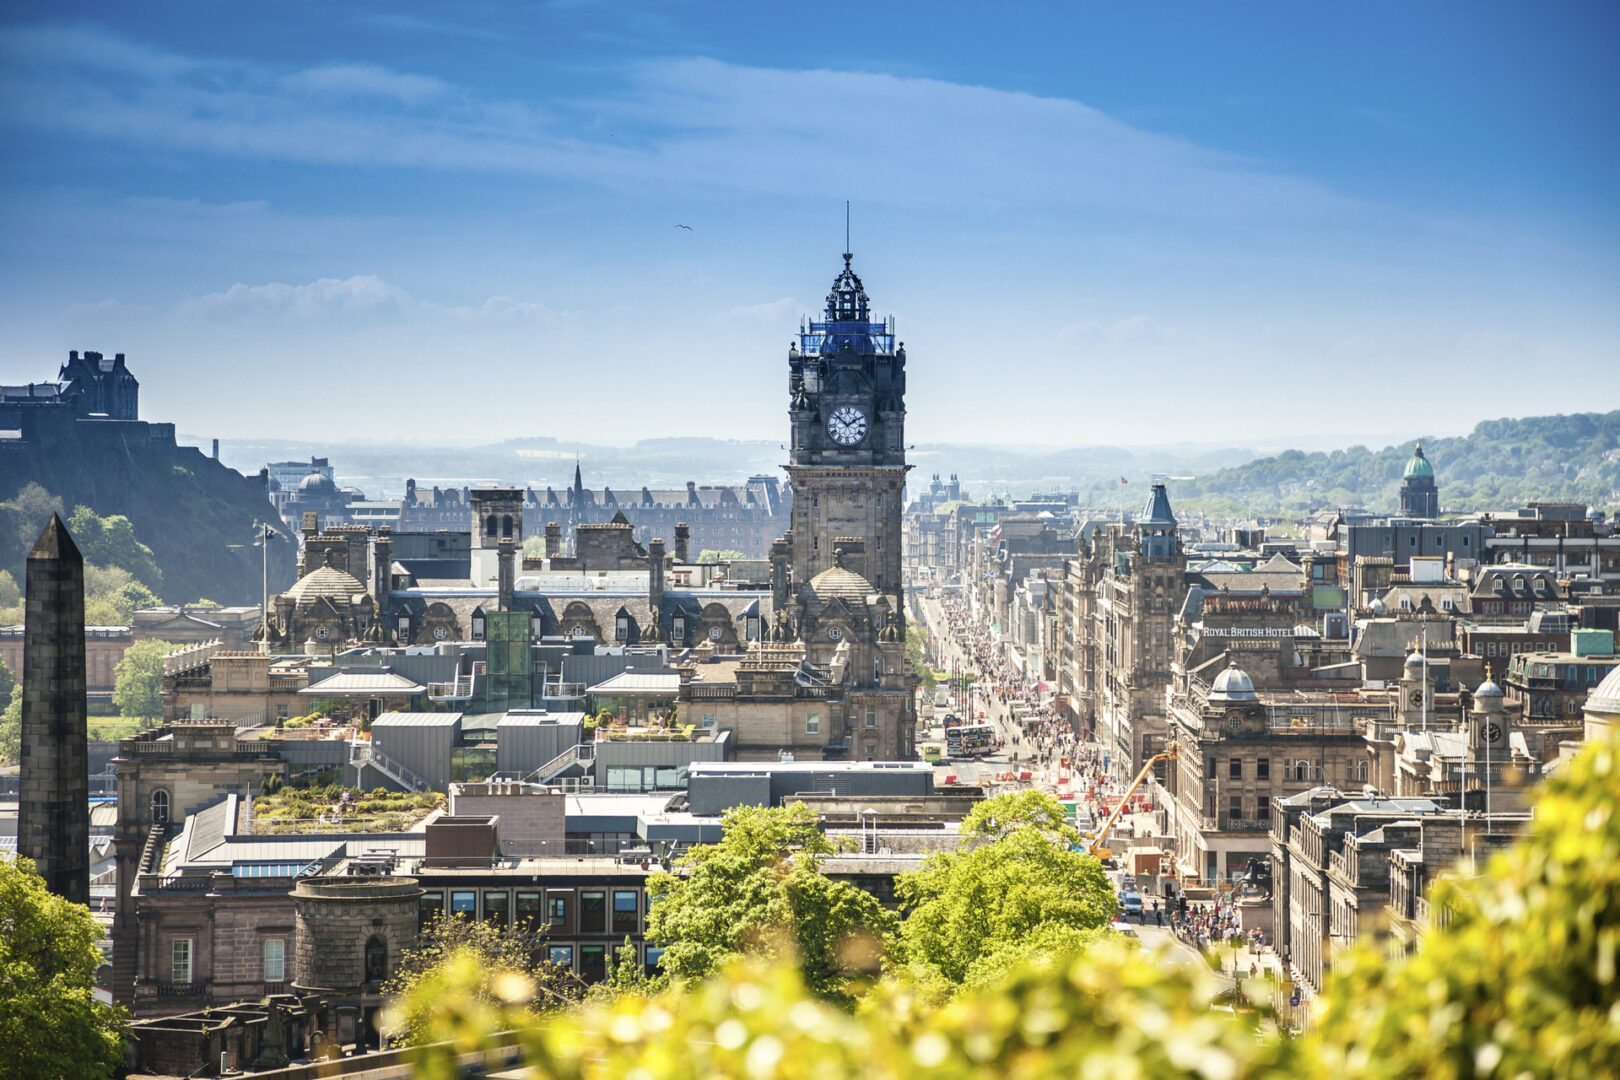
top-left (1403, 442), bottom-right (1435, 479)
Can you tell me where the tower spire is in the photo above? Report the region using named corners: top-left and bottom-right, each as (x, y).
top-left (845, 200), bottom-right (850, 258)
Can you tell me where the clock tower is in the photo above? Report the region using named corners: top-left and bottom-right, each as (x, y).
top-left (785, 252), bottom-right (908, 600)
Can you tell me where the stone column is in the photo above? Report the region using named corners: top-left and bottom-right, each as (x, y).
top-left (19, 513), bottom-right (90, 905)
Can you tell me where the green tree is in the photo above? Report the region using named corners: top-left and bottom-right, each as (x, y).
top-left (112, 639), bottom-right (175, 720)
top-left (0, 568), bottom-right (20, 608)
top-left (905, 627), bottom-right (936, 692)
top-left (379, 913), bottom-right (580, 1046)
top-left (697, 549), bottom-right (748, 564)
top-left (893, 790), bottom-right (1115, 991)
top-left (0, 654), bottom-right (15, 712)
top-left (3, 482), bottom-right (63, 555)
top-left (0, 857), bottom-right (129, 1079)
top-left (67, 506), bottom-right (162, 590)
top-left (0, 690), bottom-right (19, 764)
top-left (645, 803), bottom-right (898, 998)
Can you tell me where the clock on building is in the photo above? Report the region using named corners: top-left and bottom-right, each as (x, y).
top-left (1409, 689), bottom-right (1425, 707)
top-left (1484, 722), bottom-right (1504, 745)
top-left (826, 405), bottom-right (868, 446)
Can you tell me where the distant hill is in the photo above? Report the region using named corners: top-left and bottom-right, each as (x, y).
top-left (1174, 411), bottom-right (1620, 515)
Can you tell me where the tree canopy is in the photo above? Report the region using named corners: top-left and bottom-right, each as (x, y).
top-left (112, 639), bottom-right (175, 721)
top-left (645, 803), bottom-right (898, 998)
top-left (892, 791), bottom-right (1116, 991)
top-left (0, 858), bottom-right (128, 1080)
top-left (68, 505), bottom-right (162, 591)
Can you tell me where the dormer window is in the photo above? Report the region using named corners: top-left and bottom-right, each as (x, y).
top-left (471, 615), bottom-right (485, 640)
top-left (672, 617), bottom-right (685, 640)
top-left (616, 616), bottom-right (629, 641)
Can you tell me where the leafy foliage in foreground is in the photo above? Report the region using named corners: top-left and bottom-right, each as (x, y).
top-left (0, 858), bottom-right (128, 1080)
top-left (396, 732), bottom-right (1620, 1079)
top-left (381, 914), bottom-right (581, 1046)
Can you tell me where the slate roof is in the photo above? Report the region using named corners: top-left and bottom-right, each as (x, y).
top-left (301, 670), bottom-right (425, 696)
top-left (588, 671), bottom-right (681, 695)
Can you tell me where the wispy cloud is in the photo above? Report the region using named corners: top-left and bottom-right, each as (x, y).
top-left (0, 24), bottom-right (1356, 221)
top-left (177, 274), bottom-right (558, 322)
top-left (282, 63), bottom-right (450, 104)
top-left (182, 275), bottom-right (412, 317)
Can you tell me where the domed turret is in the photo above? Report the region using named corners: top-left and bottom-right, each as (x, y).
top-left (1369, 597), bottom-right (1387, 615)
top-left (1403, 442), bottom-right (1435, 479)
top-left (1474, 679), bottom-right (1504, 699)
top-left (808, 564), bottom-right (876, 605)
top-left (284, 563), bottom-right (366, 608)
top-left (298, 472), bottom-right (339, 496)
top-left (1209, 662), bottom-right (1258, 703)
top-left (1399, 442), bottom-right (1439, 518)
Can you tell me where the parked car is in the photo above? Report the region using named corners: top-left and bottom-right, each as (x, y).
top-left (1119, 891), bottom-right (1144, 918)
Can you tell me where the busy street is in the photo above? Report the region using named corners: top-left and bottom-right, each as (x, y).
top-left (909, 583), bottom-right (1285, 997)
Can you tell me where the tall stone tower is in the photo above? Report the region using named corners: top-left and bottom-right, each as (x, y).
top-left (18, 513), bottom-right (89, 905)
top-left (785, 252), bottom-right (908, 600)
top-left (1399, 441), bottom-right (1439, 519)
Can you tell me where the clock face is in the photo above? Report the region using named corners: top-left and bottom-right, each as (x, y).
top-left (826, 405), bottom-right (868, 446)
top-left (1484, 722), bottom-right (1503, 744)
top-left (1409, 689), bottom-right (1425, 707)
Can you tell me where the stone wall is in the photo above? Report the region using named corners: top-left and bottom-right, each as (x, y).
top-left (292, 878), bottom-right (422, 994)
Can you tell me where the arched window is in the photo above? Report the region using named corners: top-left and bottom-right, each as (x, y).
top-left (151, 789), bottom-right (170, 824)
top-left (502, 515), bottom-right (514, 538)
top-left (485, 514), bottom-right (498, 537)
top-left (365, 936), bottom-right (388, 981)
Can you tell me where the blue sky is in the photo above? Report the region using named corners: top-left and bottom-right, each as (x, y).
top-left (1, 1), bottom-right (1616, 449)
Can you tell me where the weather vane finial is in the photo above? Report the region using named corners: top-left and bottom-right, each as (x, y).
top-left (844, 200), bottom-right (851, 260)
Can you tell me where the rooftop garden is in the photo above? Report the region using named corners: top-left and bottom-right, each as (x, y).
top-left (251, 776), bottom-right (443, 834)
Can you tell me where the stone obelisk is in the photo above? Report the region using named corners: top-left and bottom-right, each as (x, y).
top-left (18, 513), bottom-right (90, 905)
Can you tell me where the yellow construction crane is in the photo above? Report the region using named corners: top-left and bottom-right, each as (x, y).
top-left (1086, 746), bottom-right (1177, 858)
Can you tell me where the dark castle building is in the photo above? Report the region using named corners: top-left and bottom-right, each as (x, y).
top-left (0, 349), bottom-right (139, 421)
top-left (18, 514), bottom-right (90, 905)
top-left (1399, 442), bottom-right (1440, 519)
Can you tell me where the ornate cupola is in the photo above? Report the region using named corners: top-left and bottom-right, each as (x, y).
top-left (825, 253), bottom-right (870, 323)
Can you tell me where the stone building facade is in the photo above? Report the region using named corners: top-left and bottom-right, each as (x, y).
top-left (112, 722), bottom-right (287, 1007)
top-left (1060, 483), bottom-right (1187, 779)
